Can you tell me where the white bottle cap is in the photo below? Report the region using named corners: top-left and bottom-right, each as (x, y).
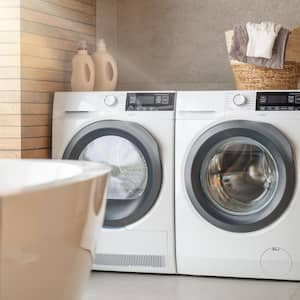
top-left (78, 40), bottom-right (88, 50)
top-left (97, 39), bottom-right (107, 51)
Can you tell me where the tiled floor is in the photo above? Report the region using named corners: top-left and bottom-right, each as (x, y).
top-left (84, 272), bottom-right (300, 300)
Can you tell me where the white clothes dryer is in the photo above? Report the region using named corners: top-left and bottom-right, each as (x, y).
top-left (52, 91), bottom-right (176, 274)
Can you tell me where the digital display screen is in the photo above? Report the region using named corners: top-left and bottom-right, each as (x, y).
top-left (256, 92), bottom-right (300, 111)
top-left (267, 95), bottom-right (287, 105)
top-left (138, 95), bottom-right (155, 105)
top-left (126, 93), bottom-right (175, 111)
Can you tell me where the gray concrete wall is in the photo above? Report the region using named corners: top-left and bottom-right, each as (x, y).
top-left (97, 0), bottom-right (300, 91)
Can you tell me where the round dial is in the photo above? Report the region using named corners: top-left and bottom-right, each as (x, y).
top-left (233, 94), bottom-right (247, 106)
top-left (104, 95), bottom-right (118, 106)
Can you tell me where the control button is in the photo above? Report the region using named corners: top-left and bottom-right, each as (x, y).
top-left (288, 106), bottom-right (295, 111)
top-left (233, 94), bottom-right (247, 106)
top-left (156, 96), bottom-right (162, 104)
top-left (288, 95), bottom-right (295, 104)
top-left (279, 106), bottom-right (288, 110)
top-left (162, 95), bottom-right (169, 104)
top-left (129, 95), bottom-right (136, 104)
top-left (266, 106), bottom-right (279, 110)
top-left (104, 95), bottom-right (118, 106)
top-left (259, 95), bottom-right (267, 104)
top-left (295, 95), bottom-right (300, 104)
top-left (259, 106), bottom-right (266, 111)
top-left (127, 105), bottom-right (135, 111)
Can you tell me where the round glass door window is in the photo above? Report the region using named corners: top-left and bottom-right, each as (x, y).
top-left (185, 120), bottom-right (296, 232)
top-left (200, 137), bottom-right (278, 216)
top-left (63, 120), bottom-right (162, 228)
top-left (79, 135), bottom-right (148, 201)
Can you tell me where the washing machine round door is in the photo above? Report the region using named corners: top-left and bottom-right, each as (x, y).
top-left (185, 120), bottom-right (295, 232)
top-left (63, 120), bottom-right (162, 228)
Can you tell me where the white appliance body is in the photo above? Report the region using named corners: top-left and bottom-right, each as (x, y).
top-left (52, 92), bottom-right (176, 274)
top-left (176, 91), bottom-right (300, 280)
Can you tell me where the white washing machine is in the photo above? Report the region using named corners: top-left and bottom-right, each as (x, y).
top-left (52, 91), bottom-right (176, 274)
top-left (176, 91), bottom-right (300, 280)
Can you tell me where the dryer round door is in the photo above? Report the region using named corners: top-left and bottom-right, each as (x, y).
top-left (63, 120), bottom-right (162, 228)
top-left (185, 120), bottom-right (295, 232)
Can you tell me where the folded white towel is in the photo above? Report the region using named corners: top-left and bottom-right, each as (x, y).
top-left (246, 22), bottom-right (281, 59)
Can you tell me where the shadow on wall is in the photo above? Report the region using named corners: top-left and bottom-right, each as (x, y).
top-left (97, 0), bottom-right (300, 91)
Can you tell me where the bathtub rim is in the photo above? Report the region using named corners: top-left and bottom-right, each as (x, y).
top-left (0, 159), bottom-right (111, 197)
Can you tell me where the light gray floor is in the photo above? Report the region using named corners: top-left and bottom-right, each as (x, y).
top-left (84, 272), bottom-right (300, 300)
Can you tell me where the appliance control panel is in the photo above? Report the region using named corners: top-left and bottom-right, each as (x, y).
top-left (126, 93), bottom-right (175, 111)
top-left (256, 92), bottom-right (300, 111)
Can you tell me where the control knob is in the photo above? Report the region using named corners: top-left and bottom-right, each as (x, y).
top-left (104, 95), bottom-right (118, 106)
top-left (233, 94), bottom-right (247, 106)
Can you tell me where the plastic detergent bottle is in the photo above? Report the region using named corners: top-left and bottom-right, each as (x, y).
top-left (92, 39), bottom-right (118, 91)
top-left (71, 40), bottom-right (95, 91)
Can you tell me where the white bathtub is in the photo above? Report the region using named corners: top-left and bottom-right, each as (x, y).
top-left (0, 159), bottom-right (110, 300)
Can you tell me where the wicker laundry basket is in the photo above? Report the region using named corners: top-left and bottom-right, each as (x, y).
top-left (225, 27), bottom-right (300, 90)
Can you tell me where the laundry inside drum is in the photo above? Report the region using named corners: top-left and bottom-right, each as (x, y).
top-left (80, 135), bottom-right (148, 200)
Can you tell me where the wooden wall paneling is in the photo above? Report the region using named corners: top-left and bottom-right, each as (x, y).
top-left (0, 103), bottom-right (20, 114)
top-left (21, 20), bottom-right (94, 46)
top-left (21, 148), bottom-right (50, 158)
top-left (0, 68), bottom-right (20, 79)
top-left (21, 114), bottom-right (50, 126)
top-left (0, 1), bottom-right (20, 8)
top-left (21, 32), bottom-right (77, 51)
top-left (21, 68), bottom-right (66, 82)
top-left (0, 115), bottom-right (21, 127)
top-left (21, 21), bottom-right (95, 45)
top-left (21, 43), bottom-right (74, 61)
top-left (0, 138), bottom-right (21, 150)
top-left (19, 0), bottom-right (96, 158)
top-left (21, 56), bottom-right (72, 71)
top-left (79, 0), bottom-right (95, 6)
top-left (0, 151), bottom-right (21, 159)
top-left (0, 56), bottom-right (20, 67)
top-left (21, 91), bottom-right (53, 103)
top-left (21, 0), bottom-right (96, 25)
top-left (0, 44), bottom-right (20, 55)
top-left (22, 80), bottom-right (65, 92)
top-left (0, 80), bottom-right (20, 91)
top-left (0, 1), bottom-right (21, 158)
top-left (21, 8), bottom-right (95, 35)
top-left (42, 0), bottom-right (95, 16)
top-left (22, 125), bottom-right (50, 138)
top-left (0, 7), bottom-right (20, 19)
top-left (0, 0), bottom-right (96, 158)
top-left (0, 20), bottom-right (20, 31)
top-left (21, 136), bottom-right (50, 149)
top-left (0, 32), bottom-right (20, 43)
top-left (21, 102), bottom-right (52, 114)
top-left (0, 91), bottom-right (21, 102)
top-left (0, 127), bottom-right (20, 138)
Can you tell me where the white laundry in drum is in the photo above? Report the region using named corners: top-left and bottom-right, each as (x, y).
top-left (79, 135), bottom-right (148, 200)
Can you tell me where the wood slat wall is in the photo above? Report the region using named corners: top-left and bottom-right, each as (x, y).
top-left (20, 0), bottom-right (96, 158)
top-left (0, 0), bottom-right (21, 158)
top-left (0, 0), bottom-right (96, 158)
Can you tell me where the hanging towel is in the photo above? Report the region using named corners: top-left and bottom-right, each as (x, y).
top-left (229, 24), bottom-right (290, 69)
top-left (246, 22), bottom-right (281, 59)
